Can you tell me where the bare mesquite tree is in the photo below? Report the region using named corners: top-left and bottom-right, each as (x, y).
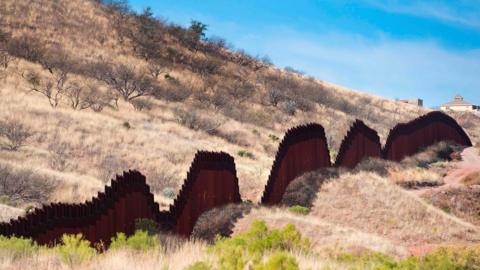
top-left (25, 69), bottom-right (69, 108)
top-left (0, 118), bottom-right (34, 151)
top-left (65, 82), bottom-right (101, 110)
top-left (94, 63), bottom-right (157, 102)
top-left (0, 163), bottom-right (55, 204)
top-left (147, 59), bottom-right (167, 79)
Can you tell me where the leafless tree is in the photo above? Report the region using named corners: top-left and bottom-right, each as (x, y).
top-left (267, 88), bottom-right (284, 107)
top-left (65, 82), bottom-right (100, 110)
top-left (191, 57), bottom-right (222, 78)
top-left (0, 163), bottom-right (55, 204)
top-left (226, 80), bottom-right (255, 104)
top-left (94, 63), bottom-right (157, 101)
top-left (24, 70), bottom-right (70, 108)
top-left (0, 118), bottom-right (34, 151)
top-left (147, 59), bottom-right (167, 79)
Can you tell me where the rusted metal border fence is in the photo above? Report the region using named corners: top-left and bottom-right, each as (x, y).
top-left (0, 111), bottom-right (472, 244)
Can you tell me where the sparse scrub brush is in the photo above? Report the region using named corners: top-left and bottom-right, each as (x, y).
top-left (55, 234), bottom-right (96, 266)
top-left (211, 220), bottom-right (309, 270)
top-left (110, 230), bottom-right (160, 251)
top-left (288, 205), bottom-right (310, 215)
top-left (0, 118), bottom-right (34, 151)
top-left (0, 235), bottom-right (39, 260)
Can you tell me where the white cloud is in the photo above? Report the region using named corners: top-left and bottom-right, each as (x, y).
top-left (364, 0), bottom-right (480, 29)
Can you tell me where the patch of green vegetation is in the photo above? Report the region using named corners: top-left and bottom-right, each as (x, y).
top-left (211, 220), bottom-right (309, 270)
top-left (288, 205), bottom-right (310, 215)
top-left (331, 247), bottom-right (480, 270)
top-left (238, 150), bottom-right (255, 159)
top-left (0, 235), bottom-right (39, 259)
top-left (185, 261), bottom-right (212, 270)
top-left (110, 230), bottom-right (160, 251)
top-left (55, 234), bottom-right (96, 266)
top-left (255, 251), bottom-right (299, 270)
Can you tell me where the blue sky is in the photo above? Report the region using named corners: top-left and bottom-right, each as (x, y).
top-left (129, 0), bottom-right (480, 108)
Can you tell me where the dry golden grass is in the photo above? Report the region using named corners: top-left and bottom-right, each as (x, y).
top-left (0, 240), bottom-right (213, 270)
top-left (233, 207), bottom-right (409, 258)
top-left (389, 167), bottom-right (444, 187)
top-left (311, 172), bottom-right (480, 246)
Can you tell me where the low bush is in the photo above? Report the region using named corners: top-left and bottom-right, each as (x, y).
top-left (135, 219), bottom-right (162, 235)
top-left (237, 150), bottom-right (254, 159)
top-left (174, 108), bottom-right (221, 135)
top-left (288, 205), bottom-right (310, 215)
top-left (55, 234), bottom-right (96, 266)
top-left (0, 235), bottom-right (39, 260)
top-left (255, 251), bottom-right (299, 270)
top-left (110, 230), bottom-right (160, 251)
top-left (192, 203), bottom-right (253, 242)
top-left (0, 118), bottom-right (34, 151)
top-left (211, 220), bottom-right (309, 270)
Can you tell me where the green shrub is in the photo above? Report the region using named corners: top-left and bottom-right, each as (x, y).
top-left (122, 121), bottom-right (131, 129)
top-left (238, 150), bottom-right (254, 159)
top-left (288, 205), bottom-right (310, 215)
top-left (212, 220), bottom-right (310, 270)
top-left (135, 219), bottom-right (161, 235)
top-left (254, 252), bottom-right (299, 270)
top-left (110, 230), bottom-right (160, 251)
top-left (0, 235), bottom-right (39, 259)
top-left (268, 134), bottom-right (279, 142)
top-left (185, 261), bottom-right (212, 270)
top-left (55, 234), bottom-right (96, 266)
top-left (161, 187), bottom-right (176, 199)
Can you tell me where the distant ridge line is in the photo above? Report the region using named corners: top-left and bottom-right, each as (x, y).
top-left (0, 111), bottom-right (472, 245)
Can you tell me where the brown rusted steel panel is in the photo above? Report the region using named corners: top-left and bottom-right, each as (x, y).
top-left (169, 151), bottom-right (241, 236)
top-left (261, 123), bottom-right (331, 205)
top-left (384, 111), bottom-right (472, 161)
top-left (335, 120), bottom-right (382, 168)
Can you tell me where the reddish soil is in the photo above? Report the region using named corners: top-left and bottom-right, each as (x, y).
top-left (415, 147), bottom-right (480, 196)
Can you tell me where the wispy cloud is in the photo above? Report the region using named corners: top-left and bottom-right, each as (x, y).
top-left (364, 0), bottom-right (480, 29)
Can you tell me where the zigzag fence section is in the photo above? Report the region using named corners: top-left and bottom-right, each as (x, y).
top-left (0, 111), bottom-right (473, 245)
top-left (0, 171), bottom-right (162, 246)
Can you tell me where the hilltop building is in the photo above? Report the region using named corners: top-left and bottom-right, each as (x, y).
top-left (398, 98), bottom-right (423, 107)
top-left (440, 95), bottom-right (479, 112)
